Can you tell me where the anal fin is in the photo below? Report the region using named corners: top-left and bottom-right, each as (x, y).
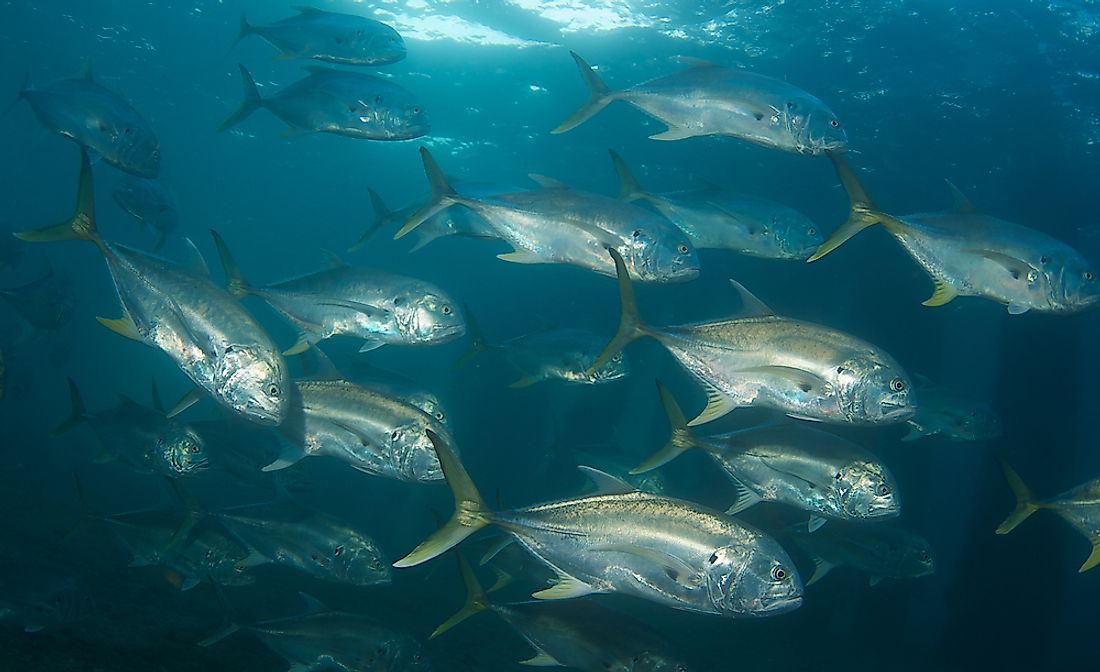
top-left (687, 379), bottom-right (738, 427)
top-left (922, 279), bottom-right (958, 307)
top-left (519, 650), bottom-right (562, 667)
top-left (497, 250), bottom-right (545, 264)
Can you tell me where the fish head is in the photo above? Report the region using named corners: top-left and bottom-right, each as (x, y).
top-left (626, 227), bottom-right (700, 282)
top-left (835, 357), bottom-right (915, 424)
top-left (770, 211), bottom-right (824, 259)
top-left (343, 634), bottom-right (432, 672)
top-left (117, 125), bottom-right (161, 178)
top-left (216, 344), bottom-right (290, 426)
top-left (1046, 250), bottom-right (1100, 312)
top-left (895, 535), bottom-right (936, 578)
top-left (361, 25), bottom-right (407, 64)
top-left (393, 291), bottom-right (465, 344)
top-left (835, 460), bottom-right (900, 520)
top-left (354, 89), bottom-right (430, 140)
top-left (587, 350), bottom-right (630, 383)
top-left (155, 424), bottom-right (209, 476)
top-left (704, 541), bottom-right (802, 616)
top-left (388, 423), bottom-right (445, 482)
top-left (322, 535), bottom-right (393, 587)
top-left (782, 97), bottom-right (847, 155)
top-left (946, 403), bottom-right (1002, 441)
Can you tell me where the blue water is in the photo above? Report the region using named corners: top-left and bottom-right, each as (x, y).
top-left (2, 1), bottom-right (1099, 670)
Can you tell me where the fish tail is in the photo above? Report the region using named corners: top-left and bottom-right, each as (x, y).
top-left (209, 229), bottom-right (251, 299)
top-left (394, 147), bottom-right (459, 240)
top-left (348, 187), bottom-right (393, 252)
top-left (608, 149), bottom-right (649, 202)
top-left (431, 551), bottom-right (491, 639)
top-left (14, 148), bottom-right (101, 247)
top-left (52, 377), bottom-right (88, 437)
top-left (807, 150), bottom-right (899, 262)
top-left (995, 459), bottom-right (1040, 535)
top-left (198, 581), bottom-right (242, 647)
top-left (586, 247), bottom-right (650, 377)
top-left (393, 430), bottom-right (492, 568)
top-left (631, 380), bottom-right (700, 474)
top-left (224, 15), bottom-right (253, 57)
top-left (216, 64), bottom-right (264, 133)
top-left (552, 51), bottom-right (615, 134)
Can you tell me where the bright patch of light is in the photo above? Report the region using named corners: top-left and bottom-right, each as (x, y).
top-left (528, 84), bottom-right (547, 93)
top-left (374, 11), bottom-right (549, 47)
top-left (507, 0), bottom-right (657, 33)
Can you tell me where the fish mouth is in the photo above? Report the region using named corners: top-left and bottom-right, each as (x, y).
top-left (760, 595), bottom-right (803, 613)
top-left (879, 400), bottom-right (915, 421)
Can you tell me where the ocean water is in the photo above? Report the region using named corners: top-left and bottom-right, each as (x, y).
top-left (1, 0), bottom-right (1098, 670)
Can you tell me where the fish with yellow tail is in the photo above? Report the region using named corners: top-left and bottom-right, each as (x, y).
top-left (395, 430), bottom-right (802, 618)
top-left (809, 152), bottom-right (1099, 314)
top-left (588, 247), bottom-right (915, 427)
top-left (996, 460), bottom-right (1100, 573)
top-left (13, 149), bottom-right (289, 426)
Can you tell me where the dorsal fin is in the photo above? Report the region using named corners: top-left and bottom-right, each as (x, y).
top-left (528, 174), bottom-right (570, 190)
top-left (944, 180), bottom-right (977, 214)
top-left (577, 465), bottom-right (634, 495)
top-left (181, 238), bottom-right (210, 277)
top-left (728, 280), bottom-right (774, 317)
top-left (319, 249), bottom-right (348, 269)
top-left (296, 592), bottom-right (331, 615)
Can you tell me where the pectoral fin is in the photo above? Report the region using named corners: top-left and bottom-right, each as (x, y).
top-left (922, 279), bottom-right (958, 307)
top-left (649, 126), bottom-right (696, 141)
top-left (592, 544), bottom-right (701, 588)
top-left (498, 250), bottom-right (545, 264)
top-left (519, 650), bottom-right (562, 667)
top-left (282, 334), bottom-right (315, 356)
top-left (806, 554), bottom-right (835, 586)
top-left (972, 250), bottom-right (1032, 279)
top-left (96, 314), bottom-right (141, 341)
top-left (166, 387), bottom-right (205, 419)
top-left (741, 365), bottom-right (829, 394)
top-left (531, 571), bottom-right (595, 600)
top-left (1006, 303), bottom-right (1030, 315)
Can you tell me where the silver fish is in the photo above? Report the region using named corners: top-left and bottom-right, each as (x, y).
top-left (395, 148), bottom-right (700, 283)
top-left (54, 377), bottom-right (208, 478)
top-left (112, 177), bottom-right (180, 252)
top-left (635, 381), bottom-right (900, 524)
top-left (590, 248), bottom-right (915, 427)
top-left (996, 460), bottom-right (1100, 573)
top-left (790, 521), bottom-right (935, 586)
top-left (903, 381), bottom-right (1001, 442)
top-left (610, 150), bottom-right (822, 259)
top-left (554, 53), bottom-right (847, 155)
top-left (350, 183), bottom-right (506, 254)
top-left (16, 67), bottom-right (160, 177)
top-left (14, 150), bottom-right (290, 426)
top-left (810, 152), bottom-right (1100, 314)
top-left (218, 64), bottom-right (429, 140)
top-left (395, 431), bottom-right (803, 618)
top-left (432, 553), bottom-right (693, 672)
top-left (201, 594), bottom-right (432, 672)
top-left (270, 378), bottom-right (450, 483)
top-left (212, 230), bottom-right (464, 355)
top-left (232, 7), bottom-right (405, 66)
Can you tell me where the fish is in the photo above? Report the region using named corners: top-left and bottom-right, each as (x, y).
top-left (212, 230), bottom-right (465, 355)
top-left (15, 66), bottom-right (160, 177)
top-left (173, 492), bottom-right (392, 587)
top-left (0, 580), bottom-right (96, 634)
top-left (218, 64), bottom-right (429, 140)
top-left (112, 177), bottom-right (180, 252)
top-left (458, 311), bottom-right (628, 388)
top-left (200, 592), bottom-right (432, 671)
top-left (789, 520), bottom-right (935, 586)
top-left (553, 53), bottom-right (847, 155)
top-left (635, 380), bottom-right (900, 525)
top-left (14, 149), bottom-right (291, 426)
top-left (190, 418), bottom-right (315, 495)
top-left (53, 377), bottom-right (209, 478)
top-left (0, 269), bottom-right (75, 331)
top-left (809, 152), bottom-right (1100, 314)
top-left (349, 183), bottom-right (504, 253)
top-left (432, 552), bottom-right (693, 672)
top-left (232, 6), bottom-right (406, 66)
top-left (610, 149), bottom-right (822, 260)
top-left (395, 430), bottom-right (803, 618)
top-left (268, 378), bottom-right (450, 484)
top-left (589, 247), bottom-right (915, 427)
top-left (903, 380), bottom-right (1001, 442)
top-left (395, 148), bottom-right (700, 283)
top-left (996, 460), bottom-right (1100, 573)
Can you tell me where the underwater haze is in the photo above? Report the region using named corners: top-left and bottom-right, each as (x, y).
top-left (2, 0), bottom-right (1099, 670)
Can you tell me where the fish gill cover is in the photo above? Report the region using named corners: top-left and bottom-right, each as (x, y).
top-left (0, 1), bottom-right (1099, 671)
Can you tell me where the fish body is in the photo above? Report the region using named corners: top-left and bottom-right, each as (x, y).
top-left (236, 7), bottom-right (405, 65)
top-left (15, 151), bottom-right (290, 426)
top-left (479, 327), bottom-right (629, 387)
top-left (790, 521), bottom-right (935, 585)
top-left (0, 270), bottom-right (74, 331)
top-left (352, 182), bottom-right (509, 253)
top-left (219, 64), bottom-right (429, 140)
top-left (555, 53), bottom-right (846, 155)
top-left (275, 378), bottom-right (449, 483)
top-left (396, 149), bottom-right (700, 283)
top-left (18, 69), bottom-right (160, 176)
top-left (811, 152), bottom-right (1099, 314)
top-left (112, 178), bottom-right (179, 252)
top-left (904, 385), bottom-right (1001, 442)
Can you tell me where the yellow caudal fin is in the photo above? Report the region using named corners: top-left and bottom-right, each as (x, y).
top-left (995, 459), bottom-right (1040, 535)
top-left (394, 147), bottom-right (460, 240)
top-left (393, 430), bottom-right (491, 568)
top-left (14, 148), bottom-right (100, 247)
top-left (1079, 539), bottom-right (1100, 573)
top-left (431, 551), bottom-right (490, 639)
top-left (631, 380), bottom-right (700, 474)
top-left (808, 151), bottom-right (896, 263)
top-left (586, 247), bottom-right (650, 376)
top-left (551, 52), bottom-right (615, 135)
top-left (210, 230), bottom-right (251, 299)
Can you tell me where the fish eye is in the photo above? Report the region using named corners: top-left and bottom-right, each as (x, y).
top-left (412, 106), bottom-right (420, 114)
top-left (611, 353), bottom-right (622, 362)
top-left (157, 437), bottom-right (165, 446)
top-left (921, 552), bottom-right (931, 562)
top-left (834, 472), bottom-right (842, 480)
top-left (152, 150), bottom-right (160, 158)
top-left (890, 378), bottom-right (906, 392)
top-left (391, 430), bottom-right (400, 441)
top-left (1085, 271), bottom-right (1094, 281)
top-left (1039, 255), bottom-right (1048, 265)
top-left (708, 551), bottom-right (719, 564)
top-left (771, 566), bottom-right (787, 581)
top-left (829, 119), bottom-right (840, 128)
top-left (631, 229), bottom-right (641, 239)
top-left (677, 244), bottom-right (689, 254)
top-left (435, 411), bottom-right (444, 420)
top-left (808, 227), bottom-right (816, 236)
top-left (190, 444), bottom-right (201, 453)
top-left (441, 305), bottom-right (452, 315)
top-left (268, 384), bottom-right (281, 397)
top-left (371, 559), bottom-right (382, 569)
top-left (375, 95), bottom-right (383, 104)
top-left (878, 484), bottom-right (891, 496)
top-left (786, 101), bottom-right (796, 109)
top-left (334, 545), bottom-right (344, 557)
